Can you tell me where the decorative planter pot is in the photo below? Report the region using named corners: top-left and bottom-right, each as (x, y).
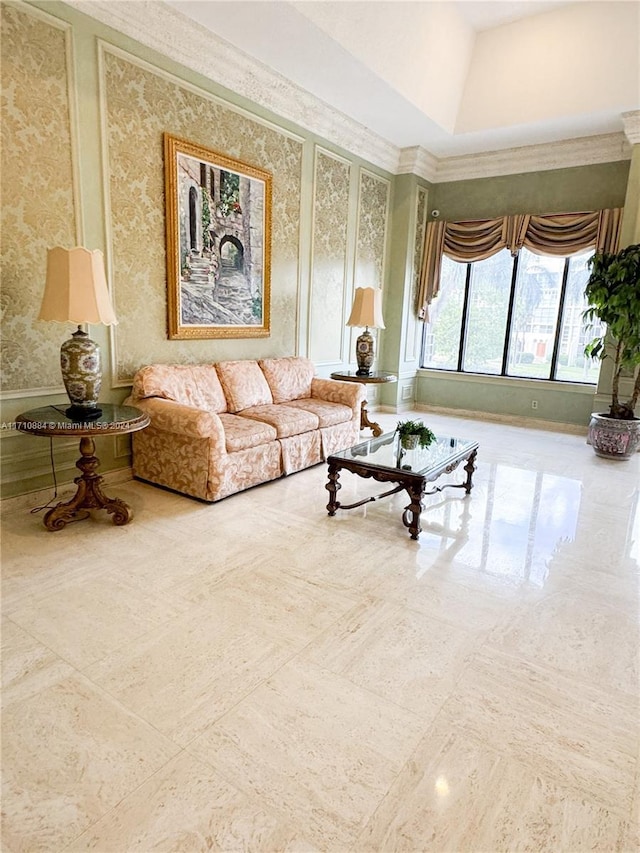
top-left (400, 434), bottom-right (420, 450)
top-left (588, 412), bottom-right (640, 460)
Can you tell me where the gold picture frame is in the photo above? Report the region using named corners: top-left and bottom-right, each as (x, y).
top-left (164, 133), bottom-right (272, 339)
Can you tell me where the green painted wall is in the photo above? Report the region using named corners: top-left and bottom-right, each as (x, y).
top-left (415, 160), bottom-right (636, 428)
top-left (620, 145), bottom-right (640, 246)
top-left (379, 173), bottom-right (430, 409)
top-left (417, 373), bottom-right (597, 428)
top-left (427, 161), bottom-right (630, 223)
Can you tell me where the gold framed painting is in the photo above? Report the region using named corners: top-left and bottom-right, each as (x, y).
top-left (164, 133), bottom-right (272, 339)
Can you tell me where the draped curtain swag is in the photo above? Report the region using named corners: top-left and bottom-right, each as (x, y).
top-left (417, 208), bottom-right (623, 320)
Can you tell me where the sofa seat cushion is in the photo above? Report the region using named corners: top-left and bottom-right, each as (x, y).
top-left (218, 413), bottom-right (277, 452)
top-left (281, 398), bottom-right (352, 427)
top-left (216, 360), bottom-right (273, 412)
top-left (239, 405), bottom-right (319, 438)
top-left (259, 357), bottom-right (314, 403)
top-left (133, 364), bottom-right (227, 412)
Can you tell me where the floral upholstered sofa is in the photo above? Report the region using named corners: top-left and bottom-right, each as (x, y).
top-left (124, 357), bottom-right (365, 501)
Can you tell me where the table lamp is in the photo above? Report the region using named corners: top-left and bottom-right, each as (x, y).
top-left (346, 286), bottom-right (385, 376)
top-left (38, 247), bottom-right (118, 420)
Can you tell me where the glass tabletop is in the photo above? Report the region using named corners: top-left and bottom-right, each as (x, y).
top-left (15, 404), bottom-right (149, 436)
top-left (330, 430), bottom-right (478, 477)
top-left (330, 370), bottom-right (397, 382)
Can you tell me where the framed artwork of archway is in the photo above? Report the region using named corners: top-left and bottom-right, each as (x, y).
top-left (164, 132), bottom-right (272, 339)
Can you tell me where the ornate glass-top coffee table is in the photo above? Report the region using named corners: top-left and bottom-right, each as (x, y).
top-left (325, 431), bottom-right (479, 540)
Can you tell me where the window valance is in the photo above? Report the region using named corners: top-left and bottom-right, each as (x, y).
top-left (417, 208), bottom-right (623, 320)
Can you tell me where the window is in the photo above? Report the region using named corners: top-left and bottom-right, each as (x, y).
top-left (421, 247), bottom-right (603, 383)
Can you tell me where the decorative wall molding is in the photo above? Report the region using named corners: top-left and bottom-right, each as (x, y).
top-left (397, 147), bottom-right (438, 182)
top-left (62, 1), bottom-right (637, 182)
top-left (430, 133), bottom-right (631, 183)
top-left (67, 0), bottom-right (399, 173)
top-left (622, 110), bottom-right (640, 145)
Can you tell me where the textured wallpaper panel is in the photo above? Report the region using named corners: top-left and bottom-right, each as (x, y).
top-left (353, 170), bottom-right (389, 362)
top-left (1, 5), bottom-right (77, 393)
top-left (102, 49), bottom-right (303, 381)
top-left (354, 171), bottom-right (390, 290)
top-left (309, 150), bottom-right (351, 365)
top-left (405, 185), bottom-right (428, 363)
top-left (413, 187), bottom-right (428, 305)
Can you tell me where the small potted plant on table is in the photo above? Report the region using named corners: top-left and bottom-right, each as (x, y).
top-left (583, 242), bottom-right (640, 459)
top-left (396, 419), bottom-right (436, 451)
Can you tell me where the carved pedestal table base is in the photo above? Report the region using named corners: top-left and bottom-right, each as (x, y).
top-left (15, 404), bottom-right (150, 532)
top-left (43, 436), bottom-right (132, 530)
top-left (330, 370), bottom-right (397, 437)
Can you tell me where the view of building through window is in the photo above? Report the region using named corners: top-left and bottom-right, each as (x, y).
top-left (421, 248), bottom-right (604, 384)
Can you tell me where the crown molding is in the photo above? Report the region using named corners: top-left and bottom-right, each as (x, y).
top-left (432, 133), bottom-right (631, 183)
top-left (397, 146), bottom-right (438, 182)
top-left (61, 1), bottom-right (635, 181)
top-left (622, 110), bottom-right (640, 145)
top-left (65, 0), bottom-right (400, 173)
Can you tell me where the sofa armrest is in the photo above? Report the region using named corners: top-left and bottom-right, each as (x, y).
top-left (124, 396), bottom-right (225, 446)
top-left (311, 378), bottom-right (365, 419)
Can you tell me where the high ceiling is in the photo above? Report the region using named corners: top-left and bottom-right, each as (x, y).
top-left (163, 0), bottom-right (639, 158)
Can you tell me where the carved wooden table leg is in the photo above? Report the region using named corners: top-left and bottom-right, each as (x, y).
top-left (43, 436), bottom-right (132, 531)
top-left (402, 479), bottom-right (426, 540)
top-left (463, 449), bottom-right (478, 493)
top-left (360, 400), bottom-right (383, 437)
top-left (325, 462), bottom-right (342, 515)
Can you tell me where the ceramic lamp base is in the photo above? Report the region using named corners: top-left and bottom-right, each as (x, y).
top-left (60, 327), bottom-right (103, 416)
top-left (355, 328), bottom-right (375, 376)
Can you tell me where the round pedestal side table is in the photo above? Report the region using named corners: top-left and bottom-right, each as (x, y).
top-left (330, 370), bottom-right (398, 437)
top-left (15, 403), bottom-right (150, 531)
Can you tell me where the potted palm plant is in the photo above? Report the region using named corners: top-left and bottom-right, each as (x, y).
top-left (396, 419), bottom-right (436, 450)
top-left (583, 242), bottom-right (640, 459)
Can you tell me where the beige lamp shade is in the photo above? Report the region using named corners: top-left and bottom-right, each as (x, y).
top-left (38, 247), bottom-right (118, 325)
top-left (346, 287), bottom-right (385, 329)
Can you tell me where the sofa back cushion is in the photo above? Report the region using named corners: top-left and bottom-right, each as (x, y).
top-left (259, 357), bottom-right (314, 404)
top-left (132, 364), bottom-right (227, 413)
top-left (216, 360), bottom-right (273, 413)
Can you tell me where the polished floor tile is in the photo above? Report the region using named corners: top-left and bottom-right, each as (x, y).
top-left (1, 672), bottom-right (179, 852)
top-left (1, 410), bottom-right (638, 851)
top-left (485, 586), bottom-right (639, 697)
top-left (2, 618), bottom-right (75, 707)
top-left (435, 649), bottom-right (637, 813)
top-left (302, 597), bottom-right (479, 717)
top-left (188, 658), bottom-right (425, 849)
top-left (84, 601), bottom-right (297, 746)
top-left (7, 572), bottom-right (191, 668)
top-left (66, 752), bottom-right (318, 852)
top-left (358, 715), bottom-right (632, 852)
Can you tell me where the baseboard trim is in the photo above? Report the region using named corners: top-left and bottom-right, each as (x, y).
top-left (413, 404), bottom-right (588, 436)
top-left (377, 402), bottom-right (588, 435)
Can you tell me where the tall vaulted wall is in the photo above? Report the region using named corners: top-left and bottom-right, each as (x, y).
top-left (0, 1), bottom-right (392, 496)
top-left (1, 1), bottom-right (637, 499)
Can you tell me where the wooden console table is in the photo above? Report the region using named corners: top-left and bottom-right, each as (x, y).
top-left (330, 370), bottom-right (397, 437)
top-left (15, 404), bottom-right (149, 531)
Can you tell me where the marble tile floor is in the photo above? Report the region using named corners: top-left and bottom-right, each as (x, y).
top-left (1, 410), bottom-right (638, 852)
